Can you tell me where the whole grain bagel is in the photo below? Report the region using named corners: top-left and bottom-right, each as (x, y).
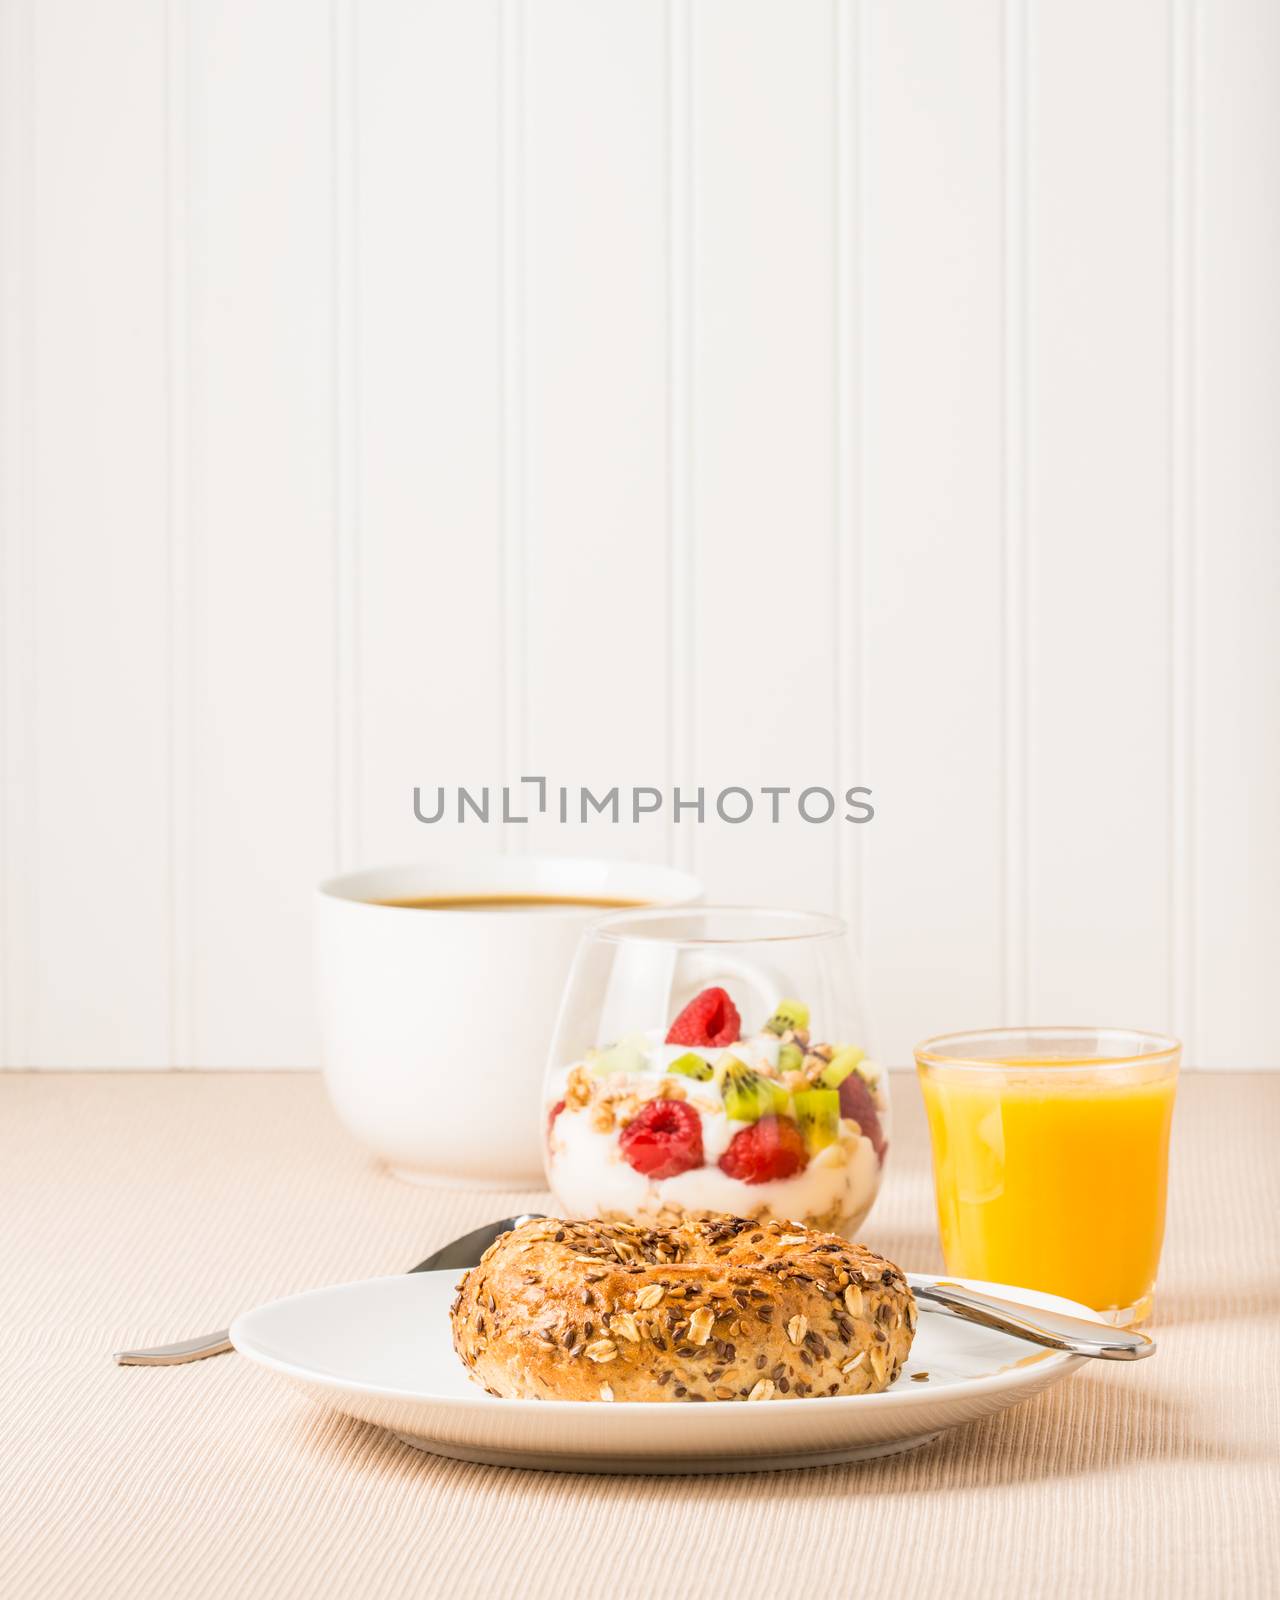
top-left (450, 1214), bottom-right (916, 1402)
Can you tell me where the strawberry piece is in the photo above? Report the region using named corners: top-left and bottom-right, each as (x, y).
top-left (665, 986), bottom-right (741, 1048)
top-left (718, 1116), bottom-right (809, 1185)
top-left (619, 1099), bottom-right (704, 1180)
top-left (838, 1073), bottom-right (887, 1160)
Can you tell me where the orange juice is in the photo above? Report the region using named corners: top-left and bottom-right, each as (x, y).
top-left (915, 1032), bottom-right (1179, 1324)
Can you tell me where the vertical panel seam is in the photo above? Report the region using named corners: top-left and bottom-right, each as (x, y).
top-left (1002, 0), bottom-right (1030, 1024)
top-left (333, 0), bottom-right (359, 873)
top-left (2, 0), bottom-right (37, 1066)
top-left (833, 0), bottom-right (864, 947)
top-left (500, 0), bottom-right (528, 851)
top-left (165, 0), bottom-right (193, 1065)
top-left (665, 0), bottom-right (694, 875)
top-left (24, 0), bottom-right (36, 1066)
top-left (0, 0), bottom-right (13, 1066)
top-left (1170, 0), bottom-right (1197, 1059)
top-left (0, 0), bottom-right (24, 1064)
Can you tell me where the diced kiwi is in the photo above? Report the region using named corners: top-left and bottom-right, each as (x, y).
top-left (818, 1045), bottom-right (866, 1090)
top-left (668, 1050), bottom-right (714, 1082)
top-left (589, 1040), bottom-right (649, 1077)
top-left (763, 998), bottom-right (811, 1037)
top-left (792, 1087), bottom-right (841, 1152)
top-left (721, 1058), bottom-right (790, 1122)
top-left (777, 1040), bottom-right (805, 1076)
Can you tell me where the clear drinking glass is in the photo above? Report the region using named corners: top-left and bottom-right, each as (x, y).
top-left (914, 1027), bottom-right (1180, 1325)
top-left (543, 907), bottom-right (888, 1237)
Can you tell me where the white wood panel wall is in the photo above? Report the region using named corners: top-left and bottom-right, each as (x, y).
top-left (1, 0), bottom-right (1277, 1070)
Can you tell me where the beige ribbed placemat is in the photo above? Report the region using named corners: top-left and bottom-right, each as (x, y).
top-left (0, 1071), bottom-right (1276, 1600)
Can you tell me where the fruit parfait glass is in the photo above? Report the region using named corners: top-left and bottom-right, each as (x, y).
top-left (543, 907), bottom-right (888, 1237)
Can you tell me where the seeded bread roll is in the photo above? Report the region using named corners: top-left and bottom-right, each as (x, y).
top-left (450, 1214), bottom-right (915, 1403)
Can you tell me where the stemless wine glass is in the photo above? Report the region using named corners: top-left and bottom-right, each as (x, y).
top-left (542, 907), bottom-right (888, 1238)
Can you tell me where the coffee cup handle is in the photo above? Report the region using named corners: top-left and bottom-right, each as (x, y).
top-left (679, 951), bottom-right (783, 1030)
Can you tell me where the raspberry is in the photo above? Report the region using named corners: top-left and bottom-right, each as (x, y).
top-left (838, 1074), bottom-right (887, 1160)
top-left (718, 1116), bottom-right (809, 1185)
top-left (546, 1099), bottom-right (566, 1146)
top-left (665, 986), bottom-right (741, 1048)
top-left (619, 1099), bottom-right (704, 1180)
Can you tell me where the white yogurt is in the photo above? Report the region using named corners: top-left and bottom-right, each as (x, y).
top-left (547, 1092), bottom-right (883, 1233)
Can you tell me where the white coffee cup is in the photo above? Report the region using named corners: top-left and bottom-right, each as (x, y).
top-left (315, 856), bottom-right (702, 1186)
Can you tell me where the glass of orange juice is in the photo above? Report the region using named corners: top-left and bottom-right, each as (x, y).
top-left (914, 1028), bottom-right (1179, 1326)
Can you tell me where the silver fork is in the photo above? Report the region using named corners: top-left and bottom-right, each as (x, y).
top-left (112, 1213), bottom-right (545, 1365)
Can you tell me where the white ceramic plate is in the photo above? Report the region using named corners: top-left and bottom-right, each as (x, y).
top-left (231, 1270), bottom-right (1097, 1474)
